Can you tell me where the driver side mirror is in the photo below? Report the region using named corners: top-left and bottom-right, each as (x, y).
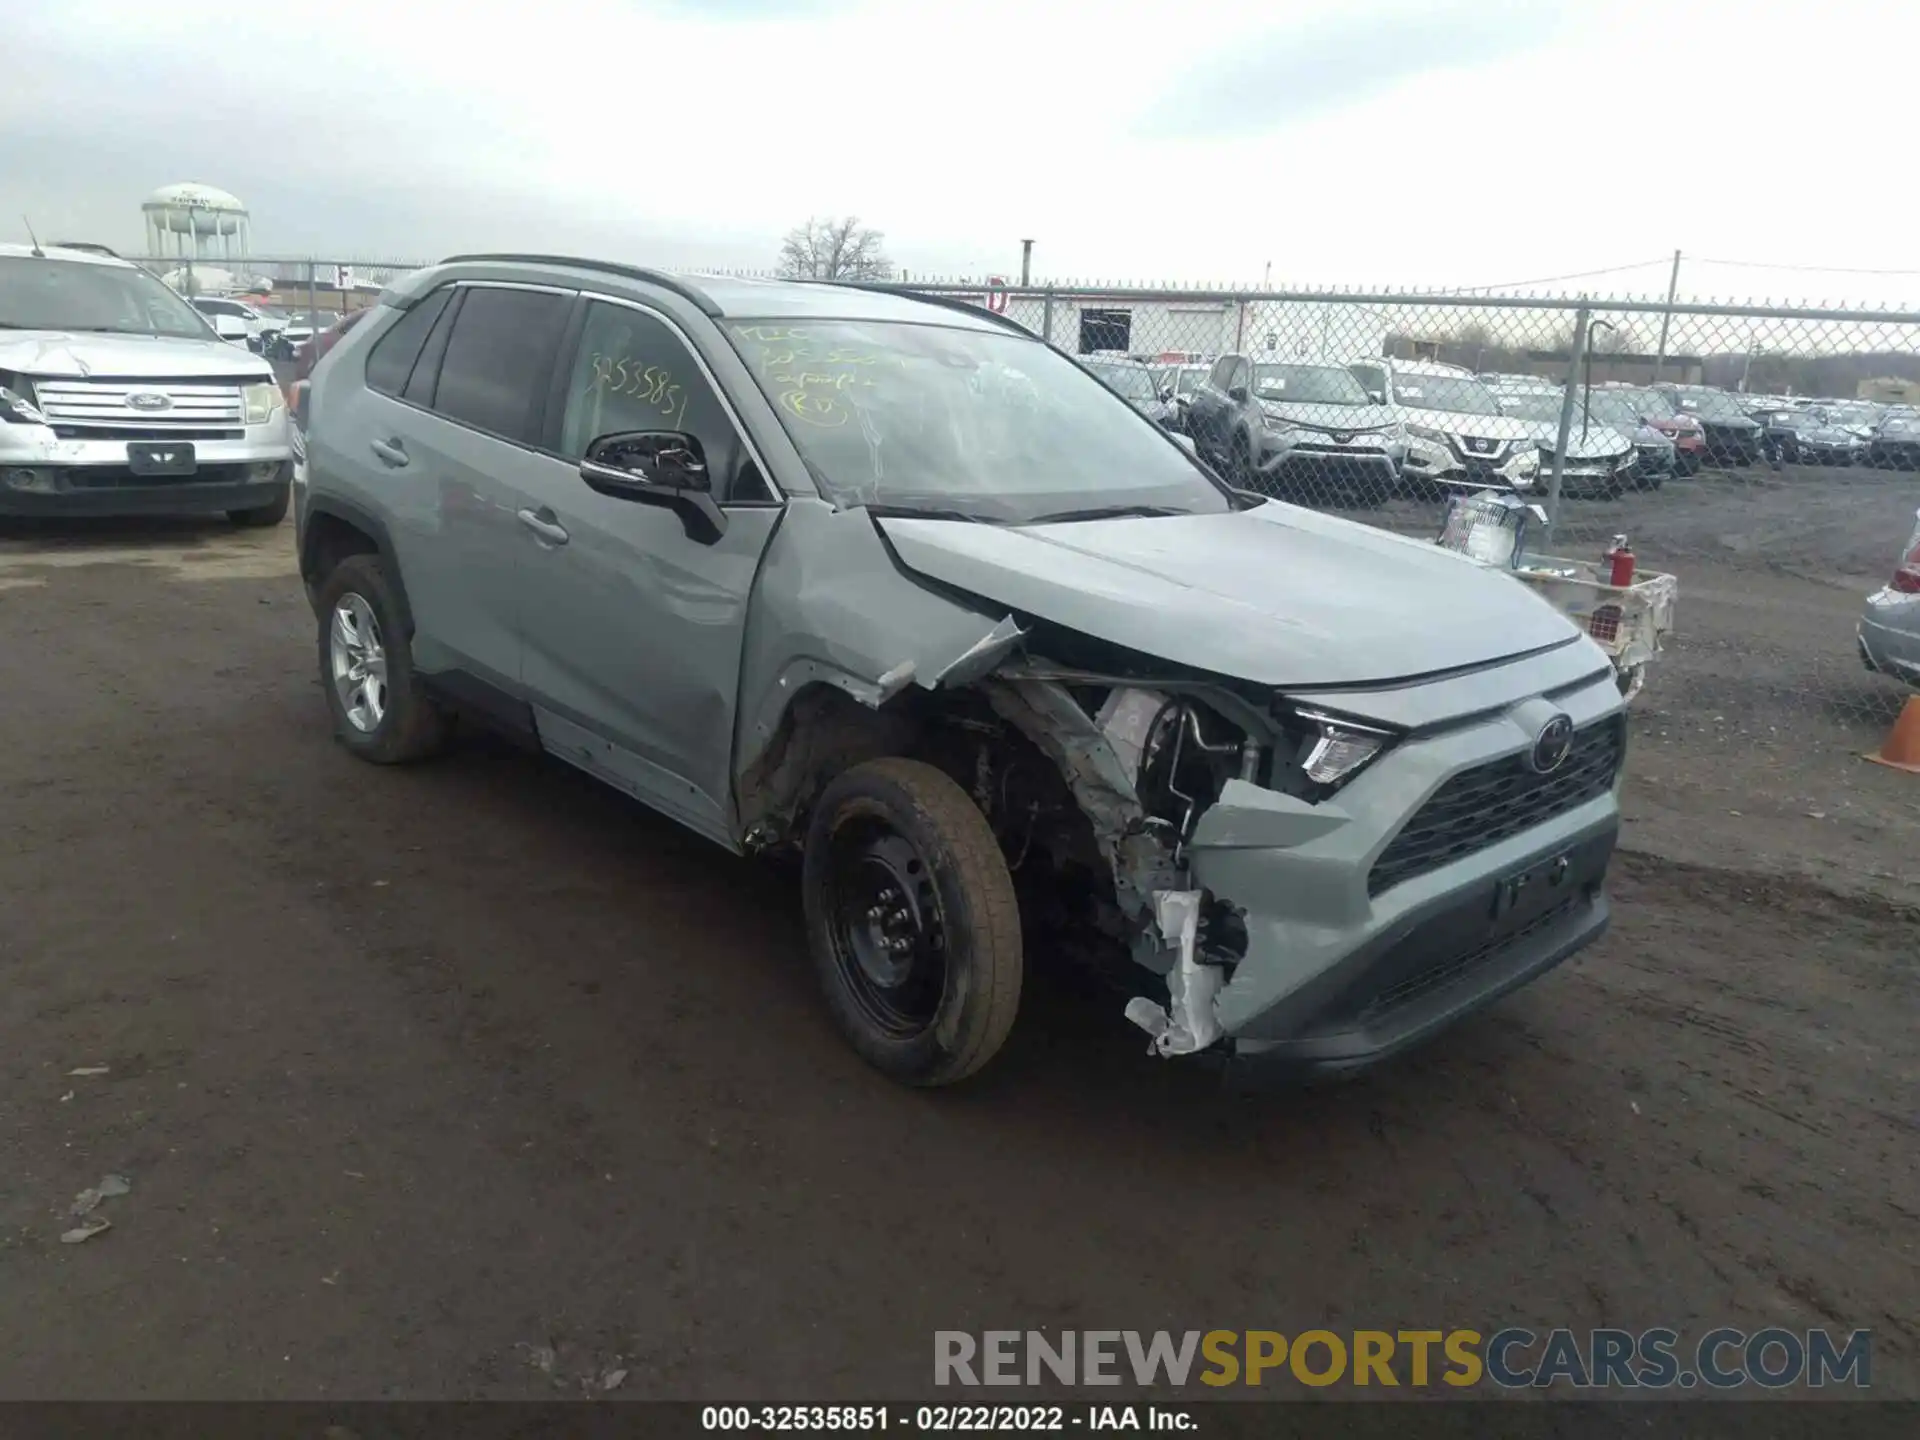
top-left (1227, 383), bottom-right (1249, 403)
top-left (579, 430), bottom-right (727, 544)
top-left (1365, 388), bottom-right (1386, 404)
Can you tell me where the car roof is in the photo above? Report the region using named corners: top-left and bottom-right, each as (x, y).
top-left (419, 254), bottom-right (1024, 337)
top-left (0, 241), bottom-right (135, 268)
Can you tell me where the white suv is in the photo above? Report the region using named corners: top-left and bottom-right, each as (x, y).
top-left (1349, 357), bottom-right (1543, 496)
top-left (0, 244), bottom-right (294, 523)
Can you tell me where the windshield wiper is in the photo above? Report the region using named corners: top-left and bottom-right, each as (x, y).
top-left (859, 502), bottom-right (996, 524)
top-left (1023, 504), bottom-right (1191, 525)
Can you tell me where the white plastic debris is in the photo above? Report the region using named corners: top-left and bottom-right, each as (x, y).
top-left (67, 1067), bottom-right (110, 1078)
top-left (69, 1174), bottom-right (131, 1218)
top-left (1124, 890), bottom-right (1224, 1057)
top-left (60, 1216), bottom-right (111, 1244)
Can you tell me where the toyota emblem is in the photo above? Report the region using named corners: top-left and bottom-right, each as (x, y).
top-left (127, 392), bottom-right (173, 412)
top-left (1529, 714), bottom-right (1575, 774)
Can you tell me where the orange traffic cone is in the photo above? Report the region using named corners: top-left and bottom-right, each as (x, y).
top-left (1866, 695), bottom-right (1920, 773)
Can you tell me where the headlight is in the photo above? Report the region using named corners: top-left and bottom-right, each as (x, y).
top-left (242, 381), bottom-right (282, 425)
top-left (1406, 423), bottom-right (1448, 444)
top-left (1287, 708), bottom-right (1394, 793)
top-left (0, 370), bottom-right (44, 425)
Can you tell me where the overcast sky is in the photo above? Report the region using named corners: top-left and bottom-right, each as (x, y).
top-left (5, 0), bottom-right (1915, 303)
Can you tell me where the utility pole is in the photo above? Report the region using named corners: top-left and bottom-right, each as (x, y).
top-left (1019, 239), bottom-right (1034, 287)
top-left (1651, 248), bottom-right (1681, 381)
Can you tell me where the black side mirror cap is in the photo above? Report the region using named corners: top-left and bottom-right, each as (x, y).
top-left (580, 429), bottom-right (726, 544)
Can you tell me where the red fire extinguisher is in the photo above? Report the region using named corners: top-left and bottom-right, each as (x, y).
top-left (1603, 535), bottom-right (1636, 587)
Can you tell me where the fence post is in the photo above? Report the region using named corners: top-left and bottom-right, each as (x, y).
top-left (1544, 303), bottom-right (1590, 544)
top-left (1041, 287), bottom-right (1055, 349)
top-left (307, 260), bottom-right (318, 336)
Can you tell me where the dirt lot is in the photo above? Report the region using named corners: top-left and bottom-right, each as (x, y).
top-left (1, 474), bottom-right (1916, 1401)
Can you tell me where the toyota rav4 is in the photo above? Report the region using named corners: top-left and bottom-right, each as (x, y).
top-left (298, 255), bottom-right (1627, 1087)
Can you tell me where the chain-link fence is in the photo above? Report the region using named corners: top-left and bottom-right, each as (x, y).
top-left (130, 251), bottom-right (1919, 829)
top-left (904, 282), bottom-right (1920, 755)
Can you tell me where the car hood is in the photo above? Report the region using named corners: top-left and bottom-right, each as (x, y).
top-left (1538, 422), bottom-right (1635, 458)
top-left (0, 330), bottom-right (271, 380)
top-left (876, 504), bottom-right (1580, 687)
top-left (1684, 409), bottom-right (1760, 431)
top-left (1259, 399), bottom-right (1398, 431)
top-left (1394, 406), bottom-right (1533, 442)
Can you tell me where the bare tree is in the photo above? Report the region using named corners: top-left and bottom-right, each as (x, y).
top-left (777, 216), bottom-right (894, 282)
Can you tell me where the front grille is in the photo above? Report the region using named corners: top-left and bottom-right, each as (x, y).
top-left (52, 425), bottom-right (244, 441)
top-left (1369, 716), bottom-right (1625, 897)
top-left (1359, 899), bottom-right (1579, 1020)
top-left (62, 462), bottom-right (256, 490)
top-left (34, 379), bottom-right (245, 429)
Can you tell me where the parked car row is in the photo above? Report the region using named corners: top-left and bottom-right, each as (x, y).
top-left (1736, 393), bottom-right (1920, 469)
top-left (1096, 353), bottom-right (1706, 506)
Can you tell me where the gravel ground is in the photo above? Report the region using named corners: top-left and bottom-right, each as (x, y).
top-left (0, 477), bottom-right (1915, 1401)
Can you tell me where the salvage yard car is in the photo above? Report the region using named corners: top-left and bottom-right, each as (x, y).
top-left (1184, 356), bottom-right (1406, 507)
top-left (299, 256), bottom-right (1627, 1086)
top-left (1347, 357), bottom-right (1544, 498)
top-left (1859, 508), bottom-right (1920, 689)
top-left (1, 242), bottom-right (294, 524)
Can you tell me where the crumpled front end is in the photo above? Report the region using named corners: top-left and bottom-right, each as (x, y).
top-left (1185, 671), bottom-right (1622, 1074)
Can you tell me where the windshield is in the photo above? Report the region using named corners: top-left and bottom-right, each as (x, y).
top-left (1826, 403), bottom-right (1880, 424)
top-left (1671, 387), bottom-right (1747, 420)
top-left (1394, 372), bottom-right (1502, 417)
top-left (1082, 359), bottom-right (1158, 402)
top-left (1495, 393), bottom-right (1562, 424)
top-left (1584, 391), bottom-right (1642, 428)
top-left (1251, 364), bottom-right (1370, 406)
top-left (1153, 365), bottom-right (1204, 397)
top-left (726, 319), bottom-right (1230, 522)
top-left (1620, 388), bottom-right (1675, 419)
top-left (0, 256), bottom-right (214, 338)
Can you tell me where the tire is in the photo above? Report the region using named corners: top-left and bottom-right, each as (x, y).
top-left (228, 481), bottom-right (291, 528)
top-left (314, 553), bottom-right (450, 765)
top-left (1229, 433), bottom-right (1257, 489)
top-left (802, 757), bottom-right (1023, 1087)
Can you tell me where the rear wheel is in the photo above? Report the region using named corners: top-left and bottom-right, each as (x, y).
top-left (802, 758), bottom-right (1023, 1086)
top-left (315, 554), bottom-right (450, 764)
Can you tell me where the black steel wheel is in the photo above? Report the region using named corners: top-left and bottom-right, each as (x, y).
top-left (802, 758), bottom-right (1022, 1086)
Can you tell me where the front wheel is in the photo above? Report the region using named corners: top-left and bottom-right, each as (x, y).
top-left (802, 758), bottom-right (1023, 1086)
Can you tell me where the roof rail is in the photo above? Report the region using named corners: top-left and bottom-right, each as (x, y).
top-left (437, 253), bottom-right (721, 315)
top-left (807, 281), bottom-right (1038, 338)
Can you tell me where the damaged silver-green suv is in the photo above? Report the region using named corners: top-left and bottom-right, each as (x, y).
top-left (298, 255), bottom-right (1626, 1086)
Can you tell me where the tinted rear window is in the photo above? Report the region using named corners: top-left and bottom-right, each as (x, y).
top-left (431, 287), bottom-right (571, 442)
top-left (364, 289), bottom-right (452, 397)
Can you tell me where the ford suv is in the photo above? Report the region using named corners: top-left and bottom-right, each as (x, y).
top-left (1, 243), bottom-right (294, 523)
top-left (299, 255), bottom-right (1626, 1087)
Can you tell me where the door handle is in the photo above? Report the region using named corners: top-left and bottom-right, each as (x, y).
top-left (369, 437), bottom-right (409, 468)
top-left (516, 508), bottom-right (569, 545)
